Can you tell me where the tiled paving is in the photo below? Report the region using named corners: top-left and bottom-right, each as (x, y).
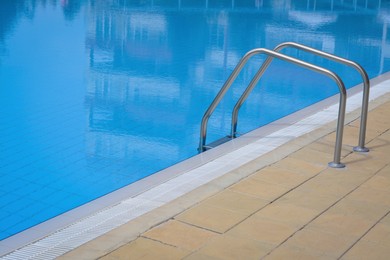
top-left (59, 93), bottom-right (390, 259)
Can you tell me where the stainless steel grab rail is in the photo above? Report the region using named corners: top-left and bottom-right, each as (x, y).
top-left (231, 42), bottom-right (370, 153)
top-left (199, 48), bottom-right (347, 168)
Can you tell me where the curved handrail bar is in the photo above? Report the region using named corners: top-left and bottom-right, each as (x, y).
top-left (199, 48), bottom-right (347, 168)
top-left (199, 50), bottom-right (255, 152)
top-left (231, 41), bottom-right (370, 152)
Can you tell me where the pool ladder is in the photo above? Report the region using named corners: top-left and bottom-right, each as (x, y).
top-left (198, 42), bottom-right (370, 168)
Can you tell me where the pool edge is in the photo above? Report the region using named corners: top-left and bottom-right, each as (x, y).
top-left (1, 73), bottom-right (390, 259)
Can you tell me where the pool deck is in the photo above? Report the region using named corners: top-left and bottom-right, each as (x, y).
top-left (57, 90), bottom-right (390, 259)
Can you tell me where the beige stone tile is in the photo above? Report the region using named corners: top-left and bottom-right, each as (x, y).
top-left (361, 222), bottom-right (390, 245)
top-left (175, 203), bottom-right (247, 233)
top-left (327, 196), bottom-right (389, 222)
top-left (277, 189), bottom-right (337, 212)
top-left (360, 174), bottom-right (390, 193)
top-left (284, 228), bottom-right (356, 258)
top-left (203, 189), bottom-right (269, 215)
top-left (227, 216), bottom-right (297, 245)
top-left (316, 166), bottom-right (371, 184)
top-left (347, 118), bottom-right (361, 128)
top-left (59, 247), bottom-right (107, 260)
top-left (350, 119), bottom-right (386, 136)
top-left (366, 117), bottom-right (390, 134)
top-left (321, 125), bottom-right (368, 148)
top-left (143, 220), bottom-right (218, 251)
top-left (367, 134), bottom-right (390, 150)
top-left (348, 118), bottom-right (387, 139)
top-left (266, 243), bottom-right (333, 260)
top-left (381, 212), bottom-right (390, 226)
top-left (344, 125), bottom-right (384, 143)
top-left (250, 166), bottom-right (310, 188)
top-left (252, 201), bottom-right (318, 229)
top-left (100, 237), bottom-right (190, 259)
top-left (378, 99), bottom-right (390, 109)
top-left (308, 212), bottom-right (373, 238)
top-left (272, 156), bottom-right (326, 176)
top-left (370, 102), bottom-right (390, 116)
top-left (295, 178), bottom-right (351, 199)
top-left (363, 139), bottom-right (390, 163)
top-left (229, 177), bottom-right (291, 201)
top-left (341, 240), bottom-right (390, 260)
top-left (289, 146), bottom-right (333, 166)
top-left (377, 164), bottom-right (390, 177)
top-left (378, 129), bottom-right (390, 141)
top-left (340, 151), bottom-right (388, 175)
top-left (196, 234), bottom-right (274, 260)
top-left (305, 139), bottom-right (351, 157)
top-left (184, 252), bottom-right (221, 260)
top-left (294, 167), bottom-right (371, 199)
top-left (347, 186), bottom-right (390, 208)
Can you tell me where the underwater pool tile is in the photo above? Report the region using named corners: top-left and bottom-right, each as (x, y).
top-left (0, 214), bottom-right (25, 232)
top-left (0, 190), bottom-right (21, 208)
top-left (0, 209), bottom-right (11, 221)
top-left (28, 187), bottom-right (59, 201)
top-left (56, 194), bottom-right (90, 212)
top-left (11, 181), bottom-right (42, 195)
top-left (0, 176), bottom-right (21, 192)
top-left (2, 197), bottom-right (36, 214)
top-left (30, 206), bottom-right (64, 223)
top-left (36, 187), bottom-right (67, 202)
top-left (4, 219), bottom-right (36, 238)
top-left (16, 204), bottom-right (46, 219)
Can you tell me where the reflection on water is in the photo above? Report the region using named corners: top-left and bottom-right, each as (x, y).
top-left (1, 0), bottom-right (390, 241)
top-left (84, 0), bottom-right (390, 160)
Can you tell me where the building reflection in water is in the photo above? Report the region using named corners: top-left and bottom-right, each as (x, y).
top-left (81, 0), bottom-right (390, 175)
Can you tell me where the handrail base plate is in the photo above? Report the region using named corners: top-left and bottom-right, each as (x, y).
top-left (328, 162), bottom-right (346, 168)
top-left (353, 146), bottom-right (369, 152)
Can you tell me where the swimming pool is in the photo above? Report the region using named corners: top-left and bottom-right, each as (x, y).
top-left (0, 0), bottom-right (389, 243)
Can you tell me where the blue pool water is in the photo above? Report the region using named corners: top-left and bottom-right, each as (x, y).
top-left (1, 0), bottom-right (390, 241)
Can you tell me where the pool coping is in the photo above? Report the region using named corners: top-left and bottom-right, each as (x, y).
top-left (1, 73), bottom-right (390, 258)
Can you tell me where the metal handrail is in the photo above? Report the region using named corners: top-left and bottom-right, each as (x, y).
top-left (199, 48), bottom-right (347, 168)
top-left (231, 42), bottom-right (370, 153)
